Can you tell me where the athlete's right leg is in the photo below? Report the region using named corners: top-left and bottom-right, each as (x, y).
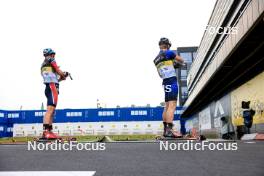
top-left (43, 83), bottom-right (59, 139)
top-left (162, 102), bottom-right (169, 135)
top-left (164, 101), bottom-right (180, 137)
top-left (163, 81), bottom-right (182, 138)
top-left (43, 105), bottom-right (55, 126)
top-left (42, 106), bottom-right (59, 139)
top-left (165, 100), bottom-right (177, 124)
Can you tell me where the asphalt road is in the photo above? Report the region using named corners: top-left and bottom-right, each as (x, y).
top-left (0, 140), bottom-right (264, 176)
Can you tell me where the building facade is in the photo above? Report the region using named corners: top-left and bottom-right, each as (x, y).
top-left (182, 0), bottom-right (264, 139)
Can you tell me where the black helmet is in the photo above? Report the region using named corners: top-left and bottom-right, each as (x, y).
top-left (159, 37), bottom-right (171, 48)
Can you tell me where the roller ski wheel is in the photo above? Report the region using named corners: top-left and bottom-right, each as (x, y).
top-left (185, 128), bottom-right (207, 141)
top-left (61, 137), bottom-right (77, 142)
top-left (155, 135), bottom-right (183, 141)
top-left (70, 137), bottom-right (77, 141)
top-left (36, 137), bottom-right (63, 143)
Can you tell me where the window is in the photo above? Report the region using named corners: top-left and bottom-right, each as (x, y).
top-left (182, 86), bottom-right (187, 93)
top-left (180, 52), bottom-right (192, 63)
top-left (181, 87), bottom-right (188, 99)
top-left (181, 70), bottom-right (187, 76)
top-left (192, 52), bottom-right (197, 60)
top-left (181, 69), bottom-right (187, 79)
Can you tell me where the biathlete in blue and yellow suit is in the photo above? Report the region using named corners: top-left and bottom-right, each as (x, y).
top-left (154, 38), bottom-right (185, 138)
top-left (41, 48), bottom-right (69, 139)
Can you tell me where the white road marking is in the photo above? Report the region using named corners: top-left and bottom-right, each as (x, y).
top-left (244, 141), bottom-right (256, 144)
top-left (0, 171), bottom-right (96, 176)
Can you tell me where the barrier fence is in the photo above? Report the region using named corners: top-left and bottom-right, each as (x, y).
top-left (0, 107), bottom-right (187, 137)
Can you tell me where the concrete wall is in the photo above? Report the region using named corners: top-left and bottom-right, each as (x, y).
top-left (185, 71), bottom-right (264, 137)
top-left (231, 71), bottom-right (264, 132)
top-left (186, 94), bottom-right (233, 138)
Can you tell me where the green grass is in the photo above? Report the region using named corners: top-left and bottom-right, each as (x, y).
top-left (0, 135), bottom-right (157, 143)
top-left (0, 137), bottom-right (35, 143)
top-left (109, 135), bottom-right (156, 141)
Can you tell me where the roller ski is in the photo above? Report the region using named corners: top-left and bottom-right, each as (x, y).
top-left (156, 128), bottom-right (206, 141)
top-left (34, 130), bottom-right (63, 143)
top-left (155, 128), bottom-right (184, 141)
top-left (34, 131), bottom-right (77, 143)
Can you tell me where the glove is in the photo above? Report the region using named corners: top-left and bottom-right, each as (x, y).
top-left (64, 72), bottom-right (70, 77)
top-left (173, 61), bottom-right (186, 68)
top-left (64, 72), bottom-right (73, 80)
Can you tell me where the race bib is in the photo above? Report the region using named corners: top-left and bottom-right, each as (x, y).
top-left (156, 60), bottom-right (176, 79)
top-left (41, 66), bottom-right (59, 83)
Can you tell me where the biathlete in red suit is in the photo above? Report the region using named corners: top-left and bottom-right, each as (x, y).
top-left (41, 48), bottom-right (68, 139)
